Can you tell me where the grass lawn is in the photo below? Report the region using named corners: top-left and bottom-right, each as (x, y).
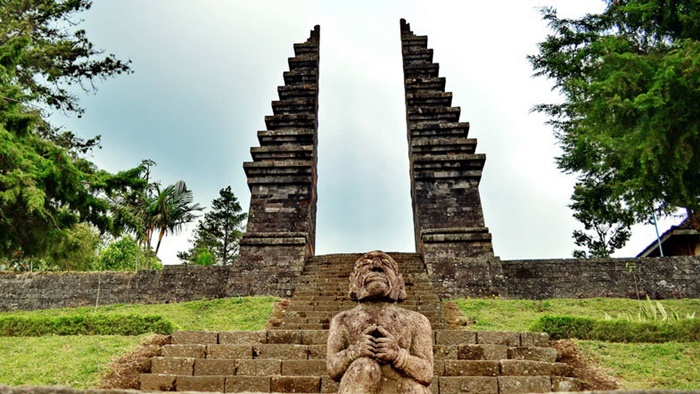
top-left (0, 297), bottom-right (277, 388)
top-left (578, 340), bottom-right (700, 390)
top-left (0, 335), bottom-right (144, 389)
top-left (451, 297), bottom-right (700, 331)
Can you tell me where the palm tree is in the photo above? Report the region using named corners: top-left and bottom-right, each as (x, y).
top-left (149, 181), bottom-right (203, 255)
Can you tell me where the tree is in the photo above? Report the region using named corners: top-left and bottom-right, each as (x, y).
top-left (571, 179), bottom-right (635, 258)
top-left (178, 186), bottom-right (246, 266)
top-left (96, 235), bottom-right (162, 271)
top-left (529, 0), bottom-right (700, 256)
top-left (1, 0), bottom-right (146, 262)
top-left (109, 161), bottom-right (202, 260)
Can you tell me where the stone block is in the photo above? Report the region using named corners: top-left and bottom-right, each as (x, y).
top-left (301, 329), bottom-right (329, 345)
top-left (225, 376), bottom-right (270, 393)
top-left (267, 329), bottom-right (303, 344)
top-left (139, 374), bottom-right (176, 391)
top-left (253, 343), bottom-right (308, 359)
top-left (500, 360), bottom-right (558, 376)
top-left (433, 344), bottom-right (458, 360)
top-left (429, 377), bottom-right (439, 394)
top-left (457, 344), bottom-right (484, 360)
top-left (507, 347), bottom-right (558, 362)
top-left (442, 360), bottom-right (499, 376)
top-left (194, 359), bottom-right (236, 376)
top-left (477, 331), bottom-right (520, 346)
top-left (207, 344), bottom-right (252, 359)
top-left (271, 376), bottom-right (321, 393)
top-left (321, 376), bottom-right (339, 393)
top-left (433, 360), bottom-right (445, 376)
top-left (552, 376), bottom-right (582, 392)
top-left (236, 359), bottom-right (281, 376)
top-left (282, 360), bottom-right (327, 376)
top-left (151, 357), bottom-right (194, 375)
top-left (498, 376), bottom-right (551, 394)
top-left (481, 344), bottom-right (508, 360)
top-left (435, 330), bottom-right (476, 345)
top-left (162, 344), bottom-right (206, 358)
top-left (176, 375), bottom-right (225, 392)
top-left (521, 332), bottom-right (549, 347)
top-left (308, 344), bottom-right (327, 359)
top-left (218, 330), bottom-right (267, 344)
top-left (171, 331), bottom-right (218, 345)
top-left (438, 376), bottom-right (498, 394)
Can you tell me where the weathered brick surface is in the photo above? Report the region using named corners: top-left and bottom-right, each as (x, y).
top-left (439, 376), bottom-right (499, 394)
top-left (270, 376), bottom-right (321, 393)
top-left (501, 256), bottom-right (700, 299)
top-left (219, 331), bottom-right (267, 345)
top-left (236, 359), bottom-right (281, 376)
top-left (478, 331), bottom-right (520, 346)
top-left (193, 359), bottom-right (236, 376)
top-left (225, 376), bottom-right (270, 393)
top-left (175, 375), bottom-right (225, 392)
top-left (139, 373), bottom-right (176, 391)
top-left (207, 344), bottom-right (252, 359)
top-left (150, 357), bottom-right (194, 375)
top-left (252, 344), bottom-right (308, 359)
top-left (521, 332), bottom-right (549, 347)
top-left (172, 331), bottom-right (218, 345)
top-left (507, 347), bottom-right (558, 363)
top-left (162, 344), bottom-right (206, 358)
top-left (498, 376), bottom-right (552, 394)
top-left (436, 330), bottom-right (476, 345)
top-left (442, 360), bottom-right (499, 376)
top-left (281, 360), bottom-right (327, 376)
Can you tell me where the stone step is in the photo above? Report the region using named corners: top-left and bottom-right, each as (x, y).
top-left (404, 62), bottom-right (440, 78)
top-left (406, 91), bottom-right (453, 108)
top-left (161, 343), bottom-right (555, 364)
top-left (405, 76), bottom-right (447, 92)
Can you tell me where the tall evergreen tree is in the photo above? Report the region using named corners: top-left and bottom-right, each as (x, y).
top-left (0, 0), bottom-right (143, 261)
top-left (178, 186), bottom-right (246, 266)
top-left (529, 0), bottom-right (700, 256)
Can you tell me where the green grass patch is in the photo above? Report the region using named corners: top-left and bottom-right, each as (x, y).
top-left (1, 296), bottom-right (277, 332)
top-left (451, 297), bottom-right (700, 331)
top-left (577, 340), bottom-right (700, 389)
top-left (531, 315), bottom-right (700, 342)
top-left (0, 335), bottom-right (144, 389)
top-left (0, 315), bottom-right (173, 336)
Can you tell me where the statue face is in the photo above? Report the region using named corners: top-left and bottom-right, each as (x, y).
top-left (349, 251), bottom-right (407, 302)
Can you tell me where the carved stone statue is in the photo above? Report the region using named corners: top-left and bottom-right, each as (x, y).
top-left (327, 251), bottom-right (433, 393)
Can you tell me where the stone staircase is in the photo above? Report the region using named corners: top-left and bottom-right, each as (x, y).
top-left (140, 253), bottom-right (581, 393)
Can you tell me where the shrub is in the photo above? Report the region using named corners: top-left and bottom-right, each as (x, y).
top-left (0, 314), bottom-right (174, 336)
top-left (531, 315), bottom-right (700, 343)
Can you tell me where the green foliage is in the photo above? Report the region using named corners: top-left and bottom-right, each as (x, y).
top-left (578, 340), bottom-right (700, 389)
top-left (529, 0), bottom-right (700, 255)
top-left (0, 0), bottom-right (150, 262)
top-left (0, 335), bottom-right (144, 389)
top-left (0, 314), bottom-right (173, 336)
top-left (452, 297), bottom-right (700, 331)
top-left (96, 235), bottom-right (161, 271)
top-left (178, 186), bottom-right (246, 266)
top-left (531, 314), bottom-right (700, 342)
top-left (1, 296), bottom-right (278, 331)
top-left (111, 161), bottom-right (202, 260)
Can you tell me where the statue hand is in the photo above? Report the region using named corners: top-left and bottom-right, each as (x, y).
top-left (347, 325), bottom-right (378, 360)
top-left (374, 326), bottom-right (401, 364)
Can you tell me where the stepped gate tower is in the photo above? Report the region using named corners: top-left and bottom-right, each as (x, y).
top-left (238, 21), bottom-right (504, 296)
top-left (238, 26), bottom-right (320, 274)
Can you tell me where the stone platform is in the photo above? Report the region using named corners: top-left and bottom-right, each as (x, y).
top-left (139, 253), bottom-right (582, 393)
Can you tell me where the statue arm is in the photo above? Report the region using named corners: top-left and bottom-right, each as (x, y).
top-left (326, 315), bottom-right (354, 381)
top-left (393, 315), bottom-right (433, 385)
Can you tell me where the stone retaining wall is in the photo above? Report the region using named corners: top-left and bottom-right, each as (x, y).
top-left (0, 265), bottom-right (295, 312)
top-left (501, 256), bottom-right (700, 299)
top-left (1, 256), bottom-right (699, 312)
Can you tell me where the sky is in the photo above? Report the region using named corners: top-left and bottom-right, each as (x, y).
top-left (55, 0), bottom-right (679, 264)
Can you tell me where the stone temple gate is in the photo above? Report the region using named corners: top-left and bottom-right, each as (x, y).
top-left (238, 20), bottom-right (503, 295)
